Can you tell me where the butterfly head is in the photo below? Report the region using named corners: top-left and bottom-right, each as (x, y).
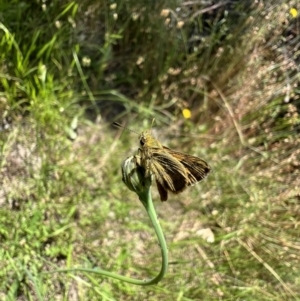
top-left (139, 131), bottom-right (150, 147)
top-left (139, 130), bottom-right (162, 148)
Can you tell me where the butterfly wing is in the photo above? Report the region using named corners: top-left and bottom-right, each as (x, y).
top-left (149, 149), bottom-right (189, 201)
top-left (156, 180), bottom-right (168, 202)
top-left (163, 146), bottom-right (210, 185)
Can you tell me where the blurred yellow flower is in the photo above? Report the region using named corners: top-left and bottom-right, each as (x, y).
top-left (177, 21), bottom-right (184, 29)
top-left (160, 9), bottom-right (170, 17)
top-left (290, 8), bottom-right (298, 18)
top-left (182, 108), bottom-right (191, 119)
top-left (82, 56), bottom-right (91, 67)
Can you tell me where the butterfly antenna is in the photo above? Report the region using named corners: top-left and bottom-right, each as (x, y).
top-left (113, 122), bottom-right (139, 135)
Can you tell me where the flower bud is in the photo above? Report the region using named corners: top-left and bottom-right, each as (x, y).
top-left (121, 156), bottom-right (152, 195)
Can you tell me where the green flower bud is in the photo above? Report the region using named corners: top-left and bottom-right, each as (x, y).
top-left (121, 156), bottom-right (152, 195)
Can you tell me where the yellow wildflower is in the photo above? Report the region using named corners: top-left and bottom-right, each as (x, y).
top-left (290, 8), bottom-right (298, 18)
top-left (182, 108), bottom-right (191, 119)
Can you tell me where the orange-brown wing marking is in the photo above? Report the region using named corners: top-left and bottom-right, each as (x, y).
top-left (163, 147), bottom-right (210, 185)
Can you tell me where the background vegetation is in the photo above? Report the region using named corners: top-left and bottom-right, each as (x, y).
top-left (0, 0), bottom-right (299, 300)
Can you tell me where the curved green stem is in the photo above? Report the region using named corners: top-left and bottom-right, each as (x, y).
top-left (44, 188), bottom-right (168, 285)
top-left (137, 188), bottom-right (169, 284)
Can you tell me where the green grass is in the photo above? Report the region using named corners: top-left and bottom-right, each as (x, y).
top-left (1, 0), bottom-right (300, 300)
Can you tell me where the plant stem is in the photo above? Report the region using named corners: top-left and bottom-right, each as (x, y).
top-left (44, 188), bottom-right (168, 285)
top-left (137, 187), bottom-right (169, 284)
